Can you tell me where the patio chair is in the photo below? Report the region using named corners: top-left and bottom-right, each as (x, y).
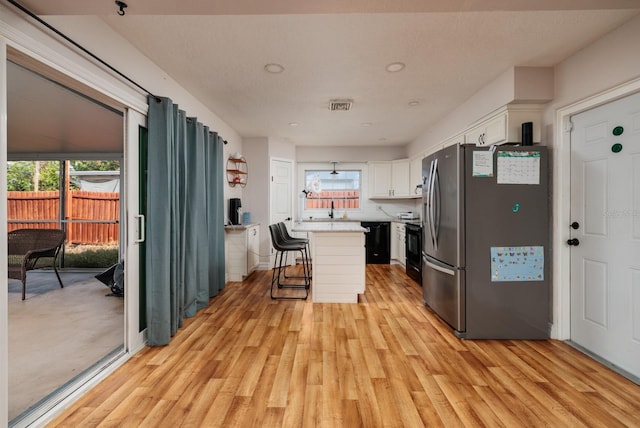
top-left (8, 228), bottom-right (66, 300)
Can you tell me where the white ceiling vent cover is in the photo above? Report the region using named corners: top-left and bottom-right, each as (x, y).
top-left (329, 99), bottom-right (353, 111)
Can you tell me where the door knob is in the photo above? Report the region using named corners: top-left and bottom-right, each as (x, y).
top-left (567, 238), bottom-right (580, 246)
top-left (570, 222), bottom-right (580, 230)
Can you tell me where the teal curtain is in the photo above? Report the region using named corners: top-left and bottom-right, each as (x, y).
top-left (207, 132), bottom-right (226, 298)
top-left (146, 96), bottom-right (225, 345)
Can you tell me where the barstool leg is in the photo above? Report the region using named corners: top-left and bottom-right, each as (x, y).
top-left (271, 249), bottom-right (310, 300)
top-left (283, 243), bottom-right (312, 281)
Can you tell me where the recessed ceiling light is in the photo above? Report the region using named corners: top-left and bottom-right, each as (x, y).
top-left (408, 100), bottom-right (421, 107)
top-left (264, 63), bottom-right (285, 74)
top-left (386, 62), bottom-right (405, 72)
top-left (288, 122), bottom-right (300, 127)
top-left (361, 122), bottom-right (372, 127)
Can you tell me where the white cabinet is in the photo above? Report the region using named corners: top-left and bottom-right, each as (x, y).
top-left (465, 113), bottom-right (506, 146)
top-left (368, 159), bottom-right (411, 198)
top-left (310, 231), bottom-right (366, 303)
top-left (391, 222), bottom-right (406, 265)
top-left (391, 160), bottom-right (410, 197)
top-left (368, 162), bottom-right (392, 198)
top-left (391, 221), bottom-right (399, 260)
top-left (464, 106), bottom-right (543, 147)
top-left (247, 225), bottom-right (259, 272)
top-left (225, 224), bottom-right (260, 281)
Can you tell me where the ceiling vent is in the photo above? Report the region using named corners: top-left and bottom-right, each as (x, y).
top-left (329, 99), bottom-right (353, 111)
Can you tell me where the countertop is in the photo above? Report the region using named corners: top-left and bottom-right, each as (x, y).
top-left (224, 223), bottom-right (259, 230)
top-left (300, 218), bottom-right (421, 225)
top-left (292, 222), bottom-right (366, 233)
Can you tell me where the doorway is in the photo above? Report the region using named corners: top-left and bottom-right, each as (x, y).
top-left (5, 54), bottom-right (127, 424)
top-left (270, 158), bottom-right (294, 266)
top-left (568, 90), bottom-right (640, 381)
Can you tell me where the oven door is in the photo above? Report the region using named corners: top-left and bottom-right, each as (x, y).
top-left (405, 224), bottom-right (422, 284)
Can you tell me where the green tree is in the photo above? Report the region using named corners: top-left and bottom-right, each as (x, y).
top-left (38, 161), bottom-right (61, 191)
top-left (7, 161), bottom-right (61, 191)
top-left (7, 160), bottom-right (119, 192)
top-left (7, 161), bottom-right (34, 191)
top-left (71, 160), bottom-right (120, 171)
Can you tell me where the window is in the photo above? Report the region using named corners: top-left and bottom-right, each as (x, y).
top-left (304, 169), bottom-right (361, 210)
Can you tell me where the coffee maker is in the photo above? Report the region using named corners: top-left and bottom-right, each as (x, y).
top-left (229, 198), bottom-right (242, 225)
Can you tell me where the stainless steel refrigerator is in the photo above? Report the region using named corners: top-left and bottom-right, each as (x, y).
top-left (421, 144), bottom-right (549, 339)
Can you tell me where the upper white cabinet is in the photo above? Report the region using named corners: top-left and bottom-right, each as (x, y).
top-left (391, 160), bottom-right (410, 197)
top-left (368, 162), bottom-right (392, 198)
top-left (368, 160), bottom-right (410, 198)
top-left (464, 105), bottom-right (543, 147)
top-left (465, 113), bottom-right (506, 146)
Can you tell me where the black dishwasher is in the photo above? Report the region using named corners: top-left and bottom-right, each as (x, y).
top-left (361, 222), bottom-right (390, 264)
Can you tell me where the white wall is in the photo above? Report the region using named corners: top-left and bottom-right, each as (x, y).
top-left (42, 15), bottom-right (245, 211)
top-left (407, 67), bottom-right (521, 157)
top-left (0, 5), bottom-right (246, 423)
top-left (297, 161), bottom-right (418, 223)
top-left (242, 137), bottom-right (297, 269)
top-left (269, 136), bottom-right (296, 160)
top-left (296, 145), bottom-right (406, 162)
top-left (241, 138), bottom-right (269, 268)
top-left (403, 14), bottom-right (640, 339)
top-left (544, 14), bottom-right (640, 129)
top-left (543, 14), bottom-right (640, 338)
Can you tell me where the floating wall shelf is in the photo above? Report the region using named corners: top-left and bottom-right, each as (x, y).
top-left (227, 156), bottom-right (247, 187)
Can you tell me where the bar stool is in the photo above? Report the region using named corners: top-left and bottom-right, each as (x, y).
top-left (276, 222), bottom-right (311, 280)
top-left (269, 224), bottom-right (310, 300)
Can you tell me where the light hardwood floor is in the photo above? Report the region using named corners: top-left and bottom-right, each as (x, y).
top-left (49, 265), bottom-right (640, 427)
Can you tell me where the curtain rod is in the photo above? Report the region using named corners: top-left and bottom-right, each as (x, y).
top-left (7, 0), bottom-right (160, 101)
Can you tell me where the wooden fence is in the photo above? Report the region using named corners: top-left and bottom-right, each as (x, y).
top-left (305, 191), bottom-right (360, 209)
top-left (7, 190), bottom-right (120, 244)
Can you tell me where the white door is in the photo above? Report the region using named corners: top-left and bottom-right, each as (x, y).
top-left (569, 91), bottom-right (640, 379)
top-left (270, 158), bottom-right (293, 264)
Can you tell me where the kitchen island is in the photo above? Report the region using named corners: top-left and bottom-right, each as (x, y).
top-left (292, 222), bottom-right (366, 303)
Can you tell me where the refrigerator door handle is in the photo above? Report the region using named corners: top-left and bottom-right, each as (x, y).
top-left (425, 159), bottom-right (435, 247)
top-left (430, 158), bottom-right (439, 251)
top-left (432, 159), bottom-right (442, 249)
top-left (423, 255), bottom-right (456, 276)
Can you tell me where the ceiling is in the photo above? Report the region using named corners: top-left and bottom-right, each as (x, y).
top-left (9, 0), bottom-right (640, 149)
top-left (7, 59), bottom-right (124, 157)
